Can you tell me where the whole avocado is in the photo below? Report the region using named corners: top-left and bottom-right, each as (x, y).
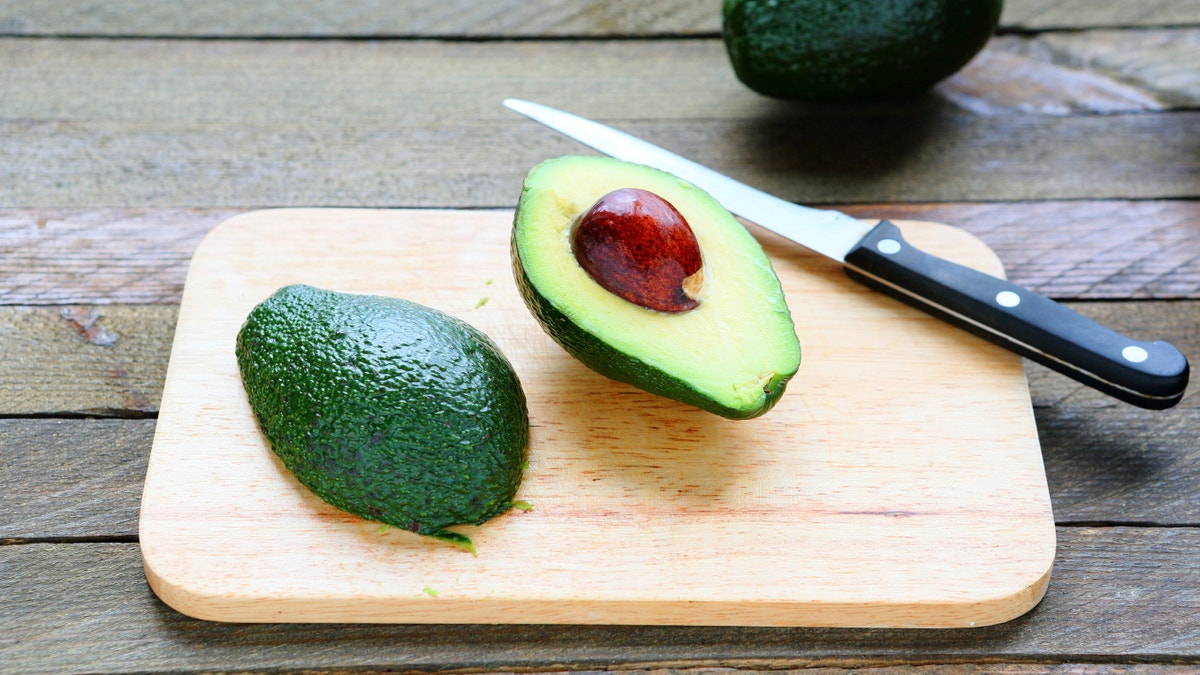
top-left (722, 0), bottom-right (1003, 101)
top-left (235, 284), bottom-right (529, 553)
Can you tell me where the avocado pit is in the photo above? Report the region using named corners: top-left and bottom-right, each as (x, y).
top-left (570, 187), bottom-right (704, 313)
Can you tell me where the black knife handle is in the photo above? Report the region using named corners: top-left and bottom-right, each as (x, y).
top-left (843, 220), bottom-right (1189, 409)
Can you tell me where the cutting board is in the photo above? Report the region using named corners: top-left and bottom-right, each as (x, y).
top-left (140, 208), bottom-right (1055, 627)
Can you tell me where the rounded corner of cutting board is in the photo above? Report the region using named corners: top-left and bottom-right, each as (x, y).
top-left (139, 536), bottom-right (239, 623)
top-left (972, 560), bottom-right (1056, 628)
top-left (949, 523), bottom-right (1057, 628)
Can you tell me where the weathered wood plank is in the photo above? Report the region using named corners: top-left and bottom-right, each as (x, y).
top-left (5, 202), bottom-right (1200, 305)
top-left (0, 419), bottom-right (152, 542)
top-left (3, 529), bottom-right (1199, 672)
top-left (1, 303), bottom-right (1195, 535)
top-left (0, 209), bottom-right (235, 305)
top-left (0, 0), bottom-right (722, 38)
top-left (693, 110), bottom-right (1200, 204)
top-left (956, 31), bottom-right (1200, 113)
top-left (3, 39), bottom-right (1200, 208)
top-left (0, 297), bottom-right (1194, 418)
top-left (1021, 302), bottom-right (1200, 525)
top-left (0, 305), bottom-right (175, 416)
top-left (939, 31), bottom-right (1200, 114)
top-left (6, 108), bottom-right (1200, 207)
top-left (1, 401), bottom-right (1191, 536)
top-left (1035, 30), bottom-right (1200, 107)
top-left (1004, 0), bottom-right (1200, 30)
top-left (3, 0), bottom-right (1199, 38)
top-left (844, 201), bottom-right (1200, 300)
top-left (1037, 392), bottom-right (1200, 526)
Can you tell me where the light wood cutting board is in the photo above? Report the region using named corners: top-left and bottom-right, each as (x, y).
top-left (140, 208), bottom-right (1055, 627)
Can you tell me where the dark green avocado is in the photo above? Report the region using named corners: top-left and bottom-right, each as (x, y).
top-left (235, 284), bottom-right (529, 554)
top-left (722, 0), bottom-right (1003, 101)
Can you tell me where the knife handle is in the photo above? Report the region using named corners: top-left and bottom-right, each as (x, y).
top-left (843, 220), bottom-right (1189, 409)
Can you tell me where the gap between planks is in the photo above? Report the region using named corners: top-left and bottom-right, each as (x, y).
top-left (3, 202), bottom-right (1200, 306)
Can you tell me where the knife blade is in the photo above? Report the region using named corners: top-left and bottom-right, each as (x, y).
top-left (503, 98), bottom-right (1189, 410)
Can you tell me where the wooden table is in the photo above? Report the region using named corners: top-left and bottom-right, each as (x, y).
top-left (3, 1), bottom-right (1199, 673)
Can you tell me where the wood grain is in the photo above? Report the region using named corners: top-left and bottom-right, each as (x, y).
top-left (5, 109), bottom-right (1200, 205)
top-left (1025, 303), bottom-right (1200, 526)
top-left (0, 0), bottom-right (1194, 670)
top-left (140, 208), bottom-right (1050, 626)
top-left (940, 32), bottom-right (1200, 114)
top-left (1004, 0), bottom-right (1200, 30)
top-left (0, 209), bottom-right (236, 305)
top-left (1037, 396), bottom-right (1200, 526)
top-left (5, 202), bottom-right (1200, 306)
top-left (4, 333), bottom-right (1197, 540)
top-left (0, 305), bottom-right (175, 416)
top-left (4, 39), bottom-right (1200, 207)
top-left (0, 0), bottom-right (722, 37)
top-left (0, 419), bottom-right (152, 542)
top-left (3, 529), bottom-right (1199, 672)
top-left (3, 0), bottom-right (1199, 37)
top-left (0, 283), bottom-right (1195, 420)
top-left (1026, 30), bottom-right (1200, 109)
top-left (841, 201), bottom-right (1200, 300)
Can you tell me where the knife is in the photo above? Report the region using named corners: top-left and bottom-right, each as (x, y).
top-left (503, 98), bottom-right (1189, 410)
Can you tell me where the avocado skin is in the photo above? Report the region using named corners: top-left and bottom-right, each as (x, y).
top-left (722, 0), bottom-right (1003, 101)
top-left (236, 284), bottom-right (528, 546)
top-left (512, 244), bottom-right (791, 420)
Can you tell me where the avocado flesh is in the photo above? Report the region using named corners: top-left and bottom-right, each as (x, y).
top-left (513, 155), bottom-right (801, 419)
top-left (236, 284), bottom-right (529, 553)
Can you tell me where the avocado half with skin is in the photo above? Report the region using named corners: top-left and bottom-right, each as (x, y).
top-left (512, 155), bottom-right (801, 419)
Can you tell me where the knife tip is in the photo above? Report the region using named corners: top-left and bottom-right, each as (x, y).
top-left (504, 99), bottom-right (543, 116)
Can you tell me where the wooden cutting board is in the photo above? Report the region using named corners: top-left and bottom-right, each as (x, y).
top-left (140, 208), bottom-right (1055, 627)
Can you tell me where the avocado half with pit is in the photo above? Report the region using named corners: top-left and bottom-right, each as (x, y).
top-left (512, 155), bottom-right (801, 419)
